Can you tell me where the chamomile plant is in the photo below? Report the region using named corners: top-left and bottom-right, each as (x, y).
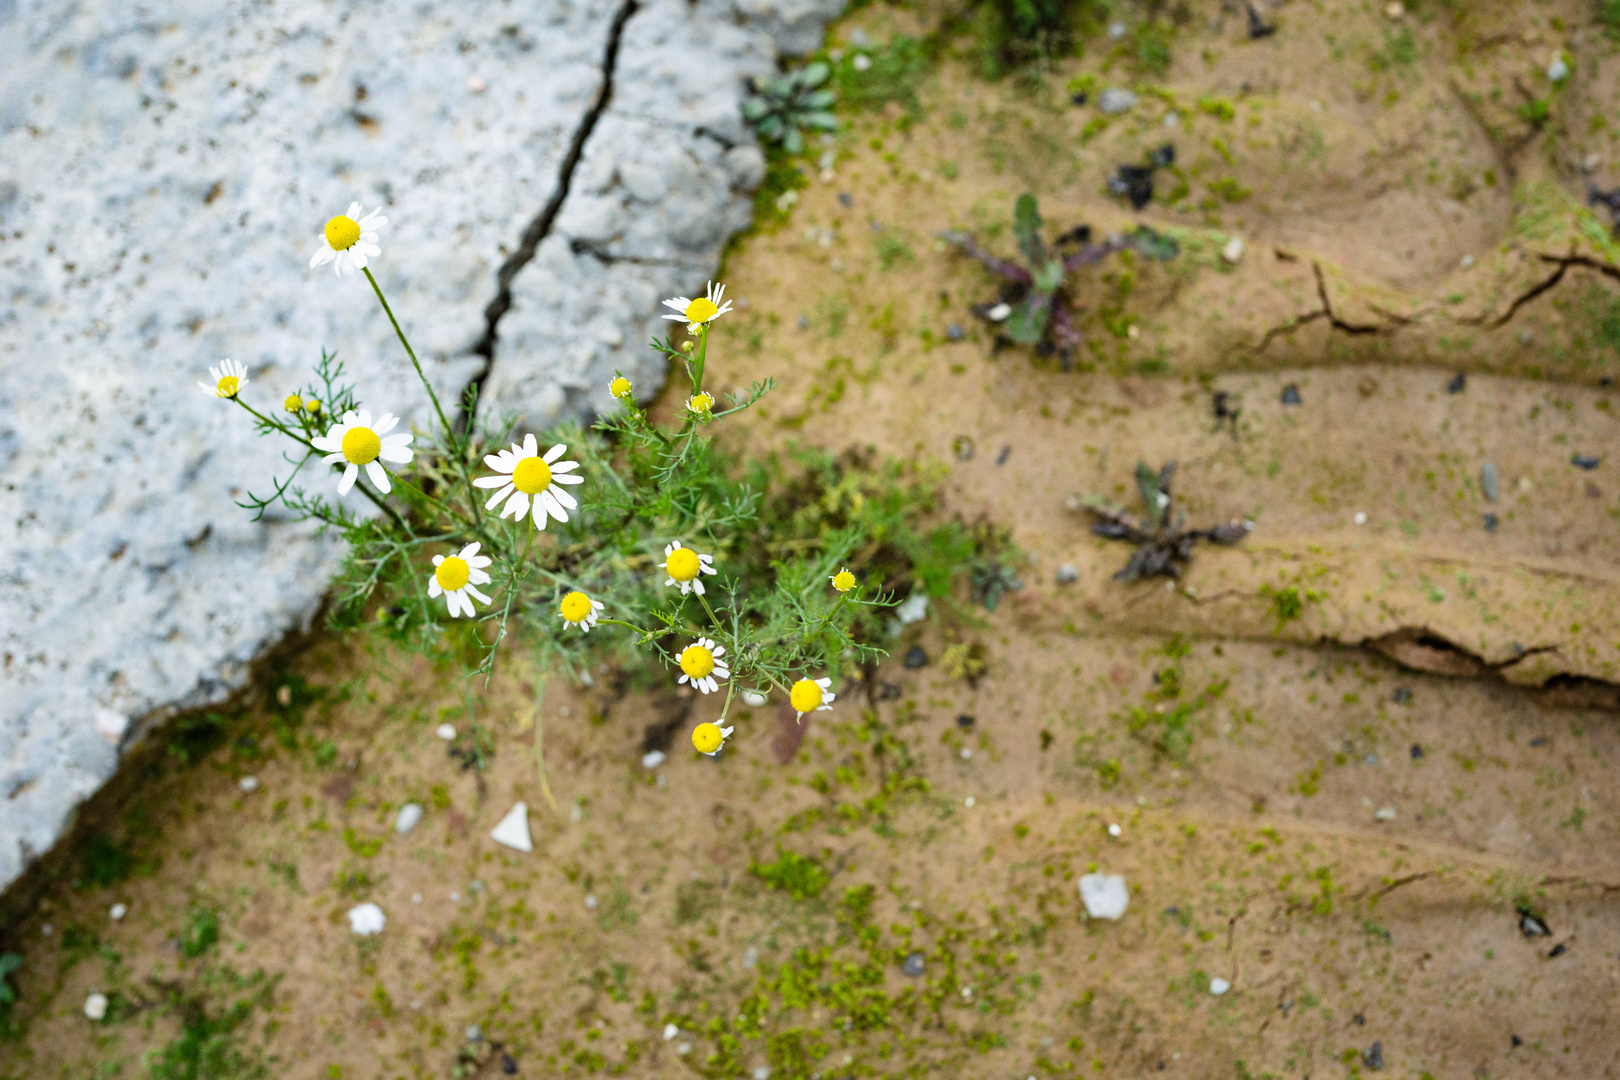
top-left (213, 203), bottom-right (901, 804)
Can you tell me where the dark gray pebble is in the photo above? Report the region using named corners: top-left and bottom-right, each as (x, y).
top-left (903, 645), bottom-right (928, 669)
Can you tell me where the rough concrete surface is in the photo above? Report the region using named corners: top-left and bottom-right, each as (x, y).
top-left (0, 0), bottom-right (836, 895)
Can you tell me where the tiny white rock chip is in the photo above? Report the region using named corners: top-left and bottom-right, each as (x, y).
top-left (1354, 512), bottom-right (1368, 525)
top-left (985, 302), bottom-right (1013, 322)
top-left (490, 802), bottom-right (533, 853)
top-left (743, 945), bottom-right (759, 968)
top-left (754, 1068), bottom-right (772, 1080)
top-left (238, 775), bottom-right (260, 793)
top-left (395, 802), bottom-right (424, 834)
top-left (1097, 87), bottom-right (1137, 115)
top-left (1078, 873), bottom-right (1130, 920)
top-left (1210, 977), bottom-right (1231, 995)
top-left (642, 750), bottom-right (668, 770)
top-left (743, 691), bottom-right (768, 707)
top-left (677, 1043), bottom-right (692, 1055)
top-left (664, 1023), bottom-right (680, 1041)
top-left (92, 708), bottom-right (129, 744)
top-left (1548, 54), bottom-right (1569, 83)
top-left (436, 723), bottom-right (458, 741)
top-left (1107, 823), bottom-right (1122, 837)
top-left (1374, 806), bottom-right (1397, 821)
top-left (84, 992), bottom-right (109, 1020)
top-left (852, 53), bottom-right (872, 72)
top-left (109, 903), bottom-right (127, 921)
top-left (347, 903), bottom-right (386, 936)
top-left (896, 592), bottom-right (930, 624)
top-left (585, 894), bottom-right (598, 910)
top-left (1221, 236), bottom-right (1245, 264)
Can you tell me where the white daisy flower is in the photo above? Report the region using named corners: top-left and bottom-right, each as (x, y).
top-left (428, 542), bottom-right (492, 619)
top-left (309, 202), bottom-right (387, 276)
top-left (676, 637), bottom-right (729, 695)
top-left (686, 392), bottom-right (715, 420)
top-left (310, 408), bottom-right (414, 496)
top-left (473, 434), bottom-right (583, 529)
top-left (558, 590), bottom-right (604, 632)
top-left (661, 280), bottom-right (734, 334)
top-left (610, 375), bottom-right (634, 400)
top-left (660, 540), bottom-right (717, 596)
top-left (198, 358), bottom-right (248, 400)
top-left (789, 677), bottom-right (836, 720)
top-left (691, 720), bottom-right (735, 757)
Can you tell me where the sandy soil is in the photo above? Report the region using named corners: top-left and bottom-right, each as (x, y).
top-left (7, 1), bottom-right (1620, 1077)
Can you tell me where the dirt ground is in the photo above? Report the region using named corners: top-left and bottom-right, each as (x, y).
top-left (8, 1), bottom-right (1620, 1077)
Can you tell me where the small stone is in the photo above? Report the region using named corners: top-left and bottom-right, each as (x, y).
top-left (1572, 454), bottom-right (1602, 470)
top-left (1107, 823), bottom-right (1121, 837)
top-left (585, 894), bottom-right (598, 910)
top-left (412, 893), bottom-right (423, 904)
top-left (641, 750), bottom-right (667, 770)
top-left (743, 691), bottom-right (768, 707)
top-left (1518, 907), bottom-right (1551, 937)
top-left (109, 903), bottom-right (127, 921)
top-left (986, 302), bottom-right (1012, 322)
top-left (1549, 942), bottom-right (1568, 958)
top-left (753, 1067), bottom-right (772, 1080)
top-left (93, 708), bottom-right (129, 744)
top-left (84, 992), bottom-right (109, 1021)
top-left (664, 1023), bottom-right (680, 1040)
top-left (796, 313), bottom-right (809, 329)
top-left (466, 1024), bottom-right (483, 1042)
top-left (960, 749), bottom-right (973, 761)
top-left (450, 891), bottom-right (461, 902)
top-left (1106, 21), bottom-right (1127, 40)
top-left (896, 593), bottom-right (929, 625)
top-left (1385, 1), bottom-right (1404, 16)
top-left (1364, 753), bottom-right (1378, 765)
top-left (1078, 873), bottom-right (1129, 920)
top-left (1483, 513), bottom-right (1499, 532)
top-left (490, 802), bottom-right (532, 853)
top-left (1056, 564), bottom-right (1079, 584)
top-left (570, 801), bottom-right (585, 822)
top-left (1548, 55), bottom-right (1569, 83)
top-left (946, 323), bottom-right (964, 342)
top-left (1098, 87), bottom-right (1137, 115)
top-left (964, 796), bottom-right (975, 807)
top-left (743, 945), bottom-right (758, 968)
top-left (952, 435), bottom-right (975, 461)
top-left (1460, 254), bottom-right (1474, 269)
top-left (837, 191), bottom-right (852, 207)
top-left (1210, 977), bottom-right (1231, 995)
top-left (1391, 687), bottom-right (1412, 704)
top-left (275, 685), bottom-right (293, 706)
top-left (469, 879), bottom-right (485, 894)
top-left (500, 1054), bottom-right (518, 1075)
top-left (436, 723), bottom-right (457, 741)
top-left (1410, 744), bottom-right (1423, 759)
top-left (466, 75), bottom-right (487, 94)
top-left (1447, 372), bottom-right (1467, 393)
top-left (677, 1042), bottom-right (692, 1055)
top-left (1163, 111), bottom-right (1179, 128)
top-left (902, 951), bottom-right (926, 976)
top-left (1280, 384), bottom-right (1302, 405)
top-left (1480, 463), bottom-right (1499, 502)
top-left (903, 645), bottom-right (928, 669)
top-left (852, 53), bottom-right (872, 72)
top-left (956, 714), bottom-right (975, 729)
top-left (1363, 1041), bottom-right (1384, 1071)
top-left (237, 775), bottom-right (260, 793)
top-left (347, 902), bottom-right (386, 936)
top-left (395, 802), bottom-right (424, 834)
top-left (1374, 806), bottom-right (1396, 822)
top-left (1221, 236), bottom-right (1245, 264)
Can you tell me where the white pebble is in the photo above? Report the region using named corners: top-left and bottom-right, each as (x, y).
top-left (41, 923), bottom-right (51, 936)
top-left (963, 796), bottom-right (976, 808)
top-left (1210, 977), bottom-right (1231, 995)
top-left (852, 53), bottom-right (872, 72)
top-left (237, 775), bottom-right (260, 793)
top-left (1548, 54), bottom-right (1569, 83)
top-left (490, 802), bottom-right (533, 853)
top-left (960, 748), bottom-right (972, 760)
top-left (642, 750), bottom-right (667, 770)
top-left (394, 802), bottom-right (424, 834)
top-left (1460, 254), bottom-right (1475, 269)
top-left (743, 945), bottom-right (758, 968)
top-left (677, 1043), bottom-right (692, 1056)
top-left (449, 891), bottom-right (461, 903)
top-left (664, 1023), bottom-right (680, 1041)
top-left (1353, 512), bottom-right (1367, 525)
top-left (346, 903), bottom-right (386, 936)
top-left (585, 894), bottom-right (598, 910)
top-left (84, 992), bottom-right (109, 1021)
top-left (412, 893), bottom-right (423, 904)
top-left (109, 903), bottom-right (127, 921)
top-left (1078, 873), bottom-right (1130, 920)
top-left (986, 302), bottom-right (1012, 322)
top-left (754, 1068), bottom-right (772, 1080)
top-left (961, 986), bottom-right (973, 998)
top-left (1221, 236), bottom-right (1245, 264)
top-left (743, 691), bottom-right (768, 707)
top-left (1374, 806), bottom-right (1397, 821)
top-left (1107, 823), bottom-right (1122, 837)
top-left (466, 75), bottom-right (486, 94)
top-left (436, 723), bottom-right (457, 741)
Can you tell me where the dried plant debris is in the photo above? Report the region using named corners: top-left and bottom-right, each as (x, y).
top-left (1082, 461), bottom-right (1252, 581)
top-left (940, 193), bottom-right (1176, 366)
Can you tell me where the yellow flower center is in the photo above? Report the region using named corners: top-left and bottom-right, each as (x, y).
top-left (306, 399), bottom-right (322, 414)
top-left (689, 393), bottom-right (714, 415)
top-left (284, 394), bottom-right (303, 413)
top-left (665, 547), bottom-right (701, 581)
top-left (680, 645), bottom-right (715, 679)
top-left (790, 679), bottom-right (824, 714)
top-left (325, 215), bottom-right (362, 251)
top-left (341, 426), bottom-right (382, 464)
top-left (559, 591), bottom-right (593, 623)
top-left (692, 722), bottom-right (723, 754)
top-left (215, 375), bottom-right (240, 398)
top-left (610, 377), bottom-right (632, 399)
top-left (512, 456), bottom-right (553, 495)
top-left (832, 570), bottom-right (856, 593)
top-left (435, 556), bottom-right (470, 592)
top-left (685, 297), bottom-right (719, 324)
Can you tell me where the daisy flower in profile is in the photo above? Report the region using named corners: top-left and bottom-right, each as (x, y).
top-left (428, 542), bottom-right (492, 618)
top-left (609, 375), bottom-right (633, 400)
top-left (691, 720), bottom-right (735, 757)
top-left (660, 540), bottom-right (717, 596)
top-left (198, 359), bottom-right (248, 400)
top-left (558, 590), bottom-right (604, 632)
top-left (686, 392), bottom-right (715, 420)
top-left (676, 637), bottom-right (729, 695)
top-left (473, 434), bottom-right (583, 529)
top-left (309, 202), bottom-right (387, 276)
top-left (310, 409), bottom-right (414, 495)
top-left (661, 280), bottom-right (733, 334)
top-left (790, 677), bottom-right (836, 721)
top-left (830, 568), bottom-right (856, 593)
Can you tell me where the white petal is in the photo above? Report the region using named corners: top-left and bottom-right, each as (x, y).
top-left (539, 491), bottom-right (569, 523)
top-left (503, 491), bottom-right (530, 521)
top-left (663, 297), bottom-right (692, 312)
top-left (469, 569), bottom-right (492, 586)
top-left (548, 485), bottom-right (578, 510)
top-left (660, 313), bottom-right (687, 322)
top-left (483, 451), bottom-right (513, 471)
top-left (522, 433), bottom-right (539, 457)
top-left (347, 201), bottom-right (362, 218)
top-left (459, 542), bottom-right (481, 559)
top-left (355, 409), bottom-right (372, 428)
top-left (373, 414), bottom-right (398, 435)
top-left (429, 578), bottom-right (443, 598)
top-left (543, 443), bottom-right (566, 463)
top-left (350, 249), bottom-right (369, 270)
top-left (465, 584), bottom-right (491, 605)
top-left (691, 579), bottom-right (706, 596)
top-left (366, 461), bottom-right (391, 493)
top-left (485, 484), bottom-right (515, 511)
top-left (379, 443), bottom-right (414, 464)
top-left (551, 460), bottom-right (580, 473)
top-left (554, 473), bottom-right (584, 485)
top-left (473, 474), bottom-right (509, 489)
top-left (338, 464), bottom-right (358, 495)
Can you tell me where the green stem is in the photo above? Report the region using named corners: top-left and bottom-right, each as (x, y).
top-left (804, 592), bottom-right (851, 644)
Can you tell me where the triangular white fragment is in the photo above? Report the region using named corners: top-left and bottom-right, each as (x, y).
top-left (490, 802), bottom-right (532, 853)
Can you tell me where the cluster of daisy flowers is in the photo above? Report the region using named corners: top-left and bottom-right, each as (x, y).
top-left (204, 200), bottom-right (864, 762)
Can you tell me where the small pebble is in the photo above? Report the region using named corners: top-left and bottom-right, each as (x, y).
top-left (436, 723), bottom-right (457, 741)
top-left (1374, 806), bottom-right (1396, 821)
top-left (237, 775), bottom-right (260, 793)
top-left (109, 903), bottom-right (127, 921)
top-left (1364, 753), bottom-right (1378, 765)
top-left (1221, 236), bottom-right (1245, 264)
top-left (1460, 254), bottom-right (1474, 269)
top-left (960, 748), bottom-right (973, 761)
top-left (995, 445), bottom-right (1011, 466)
top-left (347, 902), bottom-right (386, 936)
top-left (412, 893), bottom-right (423, 904)
top-left (902, 951), bottom-right (926, 976)
top-left (1107, 823), bottom-right (1121, 837)
top-left (796, 313), bottom-right (809, 329)
top-left (956, 714), bottom-right (975, 729)
top-left (500, 1054), bottom-right (518, 1075)
top-left (946, 323), bottom-right (964, 342)
top-left (1280, 384), bottom-right (1302, 405)
top-left (1548, 55), bottom-right (1569, 83)
top-left (585, 894), bottom-right (598, 910)
top-left (84, 992), bottom-right (109, 1021)
top-left (837, 191), bottom-right (853, 207)
top-left (395, 802), bottom-right (424, 834)
top-left (1353, 511), bottom-right (1367, 525)
top-left (1483, 513), bottom-right (1499, 533)
top-left (1055, 563), bottom-right (1079, 584)
top-left (1078, 873), bottom-right (1129, 919)
top-left (1410, 744), bottom-right (1424, 760)
top-left (1385, 1), bottom-right (1404, 16)
top-left (743, 691), bottom-right (768, 707)
top-left (903, 645), bottom-right (929, 669)
top-left (961, 986), bottom-right (973, 999)
top-left (1549, 942), bottom-right (1568, 958)
top-left (1106, 21), bottom-right (1127, 40)
top-left (963, 796), bottom-right (976, 807)
top-left (466, 75), bottom-right (487, 94)
top-left (753, 1068), bottom-right (772, 1080)
top-left (852, 53), bottom-right (872, 72)
top-left (1391, 687), bottom-right (1412, 704)
top-left (1572, 454), bottom-right (1602, 470)
top-left (1480, 463), bottom-right (1499, 502)
top-left (677, 1043), bottom-right (692, 1056)
top-left (664, 1023), bottom-right (680, 1041)
top-left (450, 891), bottom-right (461, 902)
top-left (1363, 1041), bottom-right (1384, 1071)
top-left (276, 685), bottom-right (293, 706)
top-left (466, 1024), bottom-right (483, 1043)
top-left (986, 302), bottom-right (1012, 322)
top-left (1447, 372), bottom-right (1467, 393)
top-left (642, 750), bottom-right (667, 770)
top-left (743, 945), bottom-right (758, 969)
top-left (1098, 87), bottom-right (1137, 115)
top-left (41, 924), bottom-right (51, 936)
top-left (469, 880), bottom-right (485, 894)
top-left (1209, 977), bottom-right (1231, 996)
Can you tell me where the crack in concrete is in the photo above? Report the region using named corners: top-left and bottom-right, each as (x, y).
top-left (1311, 260), bottom-right (1385, 335)
top-left (568, 237), bottom-right (707, 269)
top-left (461, 0), bottom-right (642, 426)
